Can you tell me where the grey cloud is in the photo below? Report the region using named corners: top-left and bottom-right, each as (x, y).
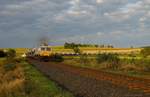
top-left (0, 0), bottom-right (150, 47)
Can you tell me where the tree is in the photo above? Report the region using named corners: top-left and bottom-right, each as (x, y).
top-left (95, 45), bottom-right (99, 48)
top-left (64, 42), bottom-right (69, 48)
top-left (73, 47), bottom-right (81, 55)
top-left (64, 42), bottom-right (102, 48)
top-left (64, 42), bottom-right (77, 49)
top-left (100, 45), bottom-right (104, 48)
top-left (107, 45), bottom-right (114, 48)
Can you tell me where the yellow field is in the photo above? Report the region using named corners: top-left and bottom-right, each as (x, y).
top-left (1, 47), bottom-right (142, 56)
top-left (80, 48), bottom-right (141, 54)
top-left (51, 46), bottom-right (142, 54)
top-left (14, 48), bottom-right (29, 56)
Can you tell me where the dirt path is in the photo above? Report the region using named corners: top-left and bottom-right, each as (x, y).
top-left (27, 59), bottom-right (150, 97)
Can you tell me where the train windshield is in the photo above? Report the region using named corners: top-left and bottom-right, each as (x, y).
top-left (40, 47), bottom-right (51, 51)
top-left (41, 47), bottom-right (45, 51)
top-left (46, 47), bottom-right (51, 51)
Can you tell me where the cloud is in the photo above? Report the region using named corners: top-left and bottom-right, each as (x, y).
top-left (0, 0), bottom-right (150, 47)
top-left (96, 0), bottom-right (103, 4)
top-left (104, 1), bottom-right (144, 21)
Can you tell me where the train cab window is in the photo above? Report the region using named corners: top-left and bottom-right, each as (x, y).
top-left (47, 48), bottom-right (51, 51)
top-left (41, 47), bottom-right (45, 51)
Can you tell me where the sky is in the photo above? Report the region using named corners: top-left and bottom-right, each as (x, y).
top-left (0, 0), bottom-right (150, 48)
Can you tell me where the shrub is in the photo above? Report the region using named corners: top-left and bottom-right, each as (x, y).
top-left (0, 50), bottom-right (6, 58)
top-left (96, 53), bottom-right (119, 63)
top-left (80, 54), bottom-right (89, 65)
top-left (144, 64), bottom-right (150, 72)
top-left (3, 64), bottom-right (16, 71)
top-left (7, 49), bottom-right (16, 59)
top-left (138, 59), bottom-right (150, 72)
top-left (49, 54), bottom-right (64, 62)
top-left (96, 53), bottom-right (120, 69)
top-left (141, 47), bottom-right (150, 57)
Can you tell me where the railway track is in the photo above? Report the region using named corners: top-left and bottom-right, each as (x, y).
top-left (27, 59), bottom-right (150, 97)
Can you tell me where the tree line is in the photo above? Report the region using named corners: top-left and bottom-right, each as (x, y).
top-left (64, 42), bottom-right (114, 49)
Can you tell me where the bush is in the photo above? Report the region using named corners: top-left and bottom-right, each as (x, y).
top-left (136, 59), bottom-right (150, 72)
top-left (73, 47), bottom-right (81, 55)
top-left (144, 64), bottom-right (150, 72)
top-left (49, 54), bottom-right (64, 62)
top-left (7, 49), bottom-right (16, 58)
top-left (141, 47), bottom-right (150, 57)
top-left (96, 53), bottom-right (119, 63)
top-left (96, 53), bottom-right (120, 69)
top-left (80, 54), bottom-right (89, 65)
top-left (0, 50), bottom-right (6, 58)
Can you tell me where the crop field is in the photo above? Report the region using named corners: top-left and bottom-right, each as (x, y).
top-left (1, 47), bottom-right (142, 56)
top-left (51, 46), bottom-right (142, 55)
top-left (14, 48), bottom-right (29, 56)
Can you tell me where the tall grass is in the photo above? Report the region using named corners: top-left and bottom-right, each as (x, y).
top-left (0, 58), bottom-right (74, 97)
top-left (63, 54), bottom-right (150, 78)
top-left (0, 59), bottom-right (25, 97)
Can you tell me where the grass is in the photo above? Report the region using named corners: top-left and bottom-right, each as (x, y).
top-left (103, 69), bottom-right (150, 79)
top-left (63, 59), bottom-right (105, 69)
top-left (63, 58), bottom-right (150, 79)
top-left (0, 58), bottom-right (25, 97)
top-left (23, 61), bottom-right (74, 97)
top-left (0, 58), bottom-right (74, 97)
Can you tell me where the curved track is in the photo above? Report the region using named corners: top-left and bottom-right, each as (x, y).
top-left (27, 59), bottom-right (150, 97)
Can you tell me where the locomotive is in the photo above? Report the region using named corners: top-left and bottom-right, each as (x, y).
top-left (27, 46), bottom-right (52, 56)
top-left (27, 45), bottom-right (67, 62)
